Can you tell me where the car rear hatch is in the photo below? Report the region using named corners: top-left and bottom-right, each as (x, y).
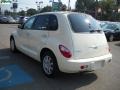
top-left (68, 13), bottom-right (109, 59)
top-left (72, 33), bottom-right (109, 59)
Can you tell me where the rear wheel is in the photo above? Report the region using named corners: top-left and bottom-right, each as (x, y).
top-left (41, 51), bottom-right (59, 78)
top-left (109, 35), bottom-right (114, 42)
top-left (10, 38), bottom-right (17, 52)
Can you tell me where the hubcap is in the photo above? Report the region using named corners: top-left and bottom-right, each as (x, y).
top-left (43, 55), bottom-right (53, 75)
top-left (10, 39), bottom-right (15, 51)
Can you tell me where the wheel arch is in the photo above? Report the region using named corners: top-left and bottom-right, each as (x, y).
top-left (10, 35), bottom-right (14, 40)
top-left (40, 47), bottom-right (60, 77)
top-left (40, 48), bottom-right (56, 61)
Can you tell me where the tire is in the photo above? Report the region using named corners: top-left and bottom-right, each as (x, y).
top-left (10, 38), bottom-right (17, 52)
top-left (41, 51), bottom-right (59, 78)
top-left (109, 34), bottom-right (114, 42)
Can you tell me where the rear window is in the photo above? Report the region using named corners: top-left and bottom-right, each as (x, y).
top-left (68, 13), bottom-right (101, 33)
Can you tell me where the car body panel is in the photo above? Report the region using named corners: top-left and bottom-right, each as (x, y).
top-left (72, 33), bottom-right (109, 59)
top-left (11, 12), bottom-right (112, 73)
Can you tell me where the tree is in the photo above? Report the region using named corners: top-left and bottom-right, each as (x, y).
top-left (40, 6), bottom-right (52, 13)
top-left (18, 10), bottom-right (25, 16)
top-left (99, 0), bottom-right (116, 20)
top-left (75, 0), bottom-right (96, 12)
top-left (4, 10), bottom-right (11, 16)
top-left (100, 0), bottom-right (116, 13)
top-left (75, 0), bottom-right (119, 21)
top-left (61, 4), bottom-right (67, 11)
top-left (27, 8), bottom-right (37, 16)
top-left (117, 0), bottom-right (120, 5)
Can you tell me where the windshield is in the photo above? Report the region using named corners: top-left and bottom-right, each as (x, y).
top-left (68, 13), bottom-right (101, 33)
top-left (102, 23), bottom-right (118, 30)
top-left (117, 23), bottom-right (120, 29)
top-left (8, 17), bottom-right (14, 20)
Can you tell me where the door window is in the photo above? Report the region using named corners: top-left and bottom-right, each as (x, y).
top-left (32, 15), bottom-right (49, 30)
top-left (32, 14), bottom-right (58, 31)
top-left (23, 17), bottom-right (36, 30)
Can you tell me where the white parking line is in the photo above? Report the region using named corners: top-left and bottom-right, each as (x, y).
top-left (0, 67), bottom-right (12, 82)
top-left (0, 56), bottom-right (10, 60)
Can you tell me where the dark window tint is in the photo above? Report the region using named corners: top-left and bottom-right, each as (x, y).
top-left (103, 23), bottom-right (118, 30)
top-left (23, 17), bottom-right (36, 29)
top-left (32, 15), bottom-right (49, 30)
top-left (49, 15), bottom-right (58, 30)
top-left (32, 14), bottom-right (58, 31)
top-left (68, 14), bottom-right (101, 33)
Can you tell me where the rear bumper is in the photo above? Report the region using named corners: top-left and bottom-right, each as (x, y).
top-left (58, 53), bottom-right (112, 73)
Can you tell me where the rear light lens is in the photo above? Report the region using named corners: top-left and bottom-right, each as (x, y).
top-left (80, 65), bottom-right (88, 70)
top-left (80, 66), bottom-right (85, 69)
top-left (59, 45), bottom-right (72, 58)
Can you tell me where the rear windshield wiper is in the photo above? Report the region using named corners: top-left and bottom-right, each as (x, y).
top-left (90, 30), bottom-right (102, 33)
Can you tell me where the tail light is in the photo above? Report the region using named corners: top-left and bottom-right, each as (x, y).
top-left (59, 45), bottom-right (72, 58)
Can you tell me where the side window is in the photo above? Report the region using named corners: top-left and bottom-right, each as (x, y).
top-left (32, 15), bottom-right (49, 30)
top-left (49, 15), bottom-right (58, 30)
top-left (106, 24), bottom-right (117, 30)
top-left (23, 17), bottom-right (35, 30)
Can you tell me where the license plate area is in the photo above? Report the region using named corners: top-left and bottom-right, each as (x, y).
top-left (91, 60), bottom-right (105, 70)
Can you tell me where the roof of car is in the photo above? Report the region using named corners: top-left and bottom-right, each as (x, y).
top-left (39, 11), bottom-right (72, 14)
top-left (34, 11), bottom-right (89, 16)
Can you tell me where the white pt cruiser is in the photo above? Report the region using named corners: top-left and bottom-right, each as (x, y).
top-left (10, 12), bottom-right (112, 77)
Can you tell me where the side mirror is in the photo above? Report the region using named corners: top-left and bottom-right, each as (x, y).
top-left (18, 24), bottom-right (23, 29)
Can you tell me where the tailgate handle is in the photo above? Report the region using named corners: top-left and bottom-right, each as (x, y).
top-left (89, 46), bottom-right (98, 49)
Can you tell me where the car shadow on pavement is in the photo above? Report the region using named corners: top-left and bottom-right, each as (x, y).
top-left (49, 72), bottom-right (97, 90)
top-left (0, 48), bottom-right (97, 90)
top-left (115, 42), bottom-right (120, 47)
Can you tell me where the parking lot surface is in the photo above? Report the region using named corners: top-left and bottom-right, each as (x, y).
top-left (0, 24), bottom-right (120, 90)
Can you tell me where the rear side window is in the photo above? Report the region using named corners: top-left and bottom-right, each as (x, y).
top-left (32, 14), bottom-right (58, 31)
top-left (68, 14), bottom-right (101, 33)
top-left (49, 15), bottom-right (58, 30)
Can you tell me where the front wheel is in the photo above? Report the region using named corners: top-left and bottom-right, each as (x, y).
top-left (41, 51), bottom-right (59, 78)
top-left (10, 38), bottom-right (17, 52)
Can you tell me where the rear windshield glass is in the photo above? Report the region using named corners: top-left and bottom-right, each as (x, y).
top-left (68, 13), bottom-right (101, 33)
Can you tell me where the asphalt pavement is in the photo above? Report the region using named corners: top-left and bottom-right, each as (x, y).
top-left (0, 24), bottom-right (120, 90)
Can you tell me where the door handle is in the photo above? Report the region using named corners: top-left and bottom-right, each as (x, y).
top-left (89, 46), bottom-right (98, 49)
